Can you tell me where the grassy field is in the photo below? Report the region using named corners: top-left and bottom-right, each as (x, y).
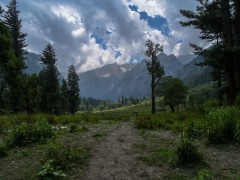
top-left (0, 106), bottom-right (240, 179)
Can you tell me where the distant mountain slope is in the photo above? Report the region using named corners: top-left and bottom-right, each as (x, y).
top-left (24, 52), bottom-right (44, 74)
top-left (80, 53), bottom-right (184, 100)
top-left (176, 56), bottom-right (212, 87)
top-left (177, 54), bottom-right (196, 65)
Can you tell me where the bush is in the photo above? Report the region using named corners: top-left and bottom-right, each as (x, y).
top-left (133, 115), bottom-right (156, 129)
top-left (7, 119), bottom-right (54, 147)
top-left (0, 140), bottom-right (8, 157)
top-left (206, 107), bottom-right (240, 144)
top-left (199, 99), bottom-right (219, 113)
top-left (176, 137), bottom-right (203, 166)
top-left (69, 123), bottom-right (78, 133)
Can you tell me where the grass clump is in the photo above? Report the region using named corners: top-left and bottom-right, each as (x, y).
top-left (195, 169), bottom-right (213, 180)
top-left (206, 107), bottom-right (240, 144)
top-left (0, 140), bottom-right (8, 157)
top-left (7, 119), bottom-right (53, 147)
top-left (176, 136), bottom-right (203, 166)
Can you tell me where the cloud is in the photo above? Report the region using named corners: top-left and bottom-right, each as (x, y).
top-left (1, 0), bottom-right (207, 73)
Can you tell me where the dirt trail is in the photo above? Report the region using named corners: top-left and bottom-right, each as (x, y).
top-left (85, 122), bottom-right (147, 179)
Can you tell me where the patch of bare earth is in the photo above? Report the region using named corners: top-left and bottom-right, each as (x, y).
top-left (84, 122), bottom-right (177, 179)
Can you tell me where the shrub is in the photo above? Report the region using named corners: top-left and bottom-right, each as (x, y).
top-left (206, 107), bottom-right (240, 144)
top-left (176, 137), bottom-right (203, 166)
top-left (133, 115), bottom-right (156, 129)
top-left (0, 140), bottom-right (8, 157)
top-left (7, 119), bottom-right (54, 147)
top-left (69, 123), bottom-right (78, 133)
top-left (199, 99), bottom-right (219, 113)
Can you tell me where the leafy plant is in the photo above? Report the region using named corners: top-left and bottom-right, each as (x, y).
top-left (37, 160), bottom-right (66, 180)
top-left (7, 119), bottom-right (53, 147)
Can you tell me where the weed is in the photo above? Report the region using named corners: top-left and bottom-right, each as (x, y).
top-left (195, 169), bottom-right (213, 180)
top-left (37, 160), bottom-right (66, 179)
top-left (176, 136), bottom-right (203, 166)
top-left (0, 140), bottom-right (8, 157)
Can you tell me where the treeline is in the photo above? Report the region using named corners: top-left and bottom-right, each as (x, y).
top-left (79, 96), bottom-right (147, 112)
top-left (0, 0), bottom-right (80, 115)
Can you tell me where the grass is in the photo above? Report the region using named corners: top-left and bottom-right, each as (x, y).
top-left (0, 106), bottom-right (240, 179)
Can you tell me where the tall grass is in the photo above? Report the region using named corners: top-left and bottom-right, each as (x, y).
top-left (206, 107), bottom-right (240, 144)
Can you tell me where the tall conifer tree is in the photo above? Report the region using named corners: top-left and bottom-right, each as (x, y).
top-left (67, 65), bottom-right (80, 114)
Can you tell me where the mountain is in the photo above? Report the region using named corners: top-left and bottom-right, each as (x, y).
top-left (24, 52), bottom-right (44, 74)
top-left (177, 54), bottom-right (196, 65)
top-left (79, 53), bottom-right (184, 100)
top-left (176, 56), bottom-right (212, 87)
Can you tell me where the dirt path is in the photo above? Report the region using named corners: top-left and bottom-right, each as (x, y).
top-left (85, 122), bottom-right (147, 179)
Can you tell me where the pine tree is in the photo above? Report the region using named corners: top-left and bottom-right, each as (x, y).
top-left (145, 39), bottom-right (165, 114)
top-left (60, 79), bottom-right (69, 113)
top-left (180, 0), bottom-right (240, 105)
top-left (67, 65), bottom-right (80, 114)
top-left (3, 0), bottom-right (27, 59)
top-left (39, 44), bottom-right (61, 114)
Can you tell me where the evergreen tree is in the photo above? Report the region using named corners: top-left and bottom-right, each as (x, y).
top-left (60, 79), bottom-right (69, 113)
top-left (3, 0), bottom-right (27, 59)
top-left (67, 65), bottom-right (80, 114)
top-left (145, 39), bottom-right (165, 114)
top-left (39, 44), bottom-right (61, 114)
top-left (23, 74), bottom-right (40, 113)
top-left (1, 0), bottom-right (28, 112)
top-left (180, 0), bottom-right (240, 105)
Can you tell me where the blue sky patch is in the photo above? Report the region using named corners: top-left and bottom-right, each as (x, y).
top-left (115, 51), bottom-right (122, 59)
top-left (128, 5), bottom-right (171, 36)
top-left (90, 33), bottom-right (108, 50)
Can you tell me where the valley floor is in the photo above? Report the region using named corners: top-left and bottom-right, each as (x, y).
top-left (0, 119), bottom-right (240, 179)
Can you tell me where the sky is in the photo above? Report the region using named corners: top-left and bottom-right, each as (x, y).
top-left (0, 0), bottom-right (208, 73)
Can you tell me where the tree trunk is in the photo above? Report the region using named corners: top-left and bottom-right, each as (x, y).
top-left (234, 0), bottom-right (240, 92)
top-left (151, 74), bottom-right (155, 114)
top-left (170, 105), bottom-right (175, 112)
top-left (221, 0), bottom-right (237, 104)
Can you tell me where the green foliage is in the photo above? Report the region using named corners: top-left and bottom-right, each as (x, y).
top-left (176, 136), bottom-right (203, 166)
top-left (67, 65), bottom-right (80, 114)
top-left (39, 44), bottom-right (61, 114)
top-left (206, 107), bottom-right (240, 144)
top-left (195, 169), bottom-right (213, 180)
top-left (7, 119), bottom-right (53, 147)
top-left (69, 123), bottom-right (78, 133)
top-left (133, 115), bottom-right (164, 129)
top-left (45, 140), bottom-right (90, 171)
top-left (0, 140), bottom-right (8, 157)
top-left (163, 78), bottom-right (188, 112)
top-left (37, 160), bottom-right (66, 180)
top-left (198, 99), bottom-right (219, 113)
